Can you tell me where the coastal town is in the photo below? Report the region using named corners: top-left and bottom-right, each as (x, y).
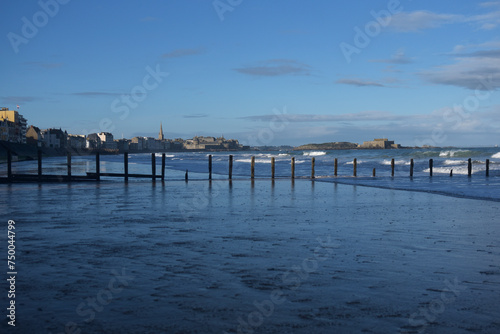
top-left (1, 106), bottom-right (407, 160)
top-left (0, 107), bottom-right (246, 154)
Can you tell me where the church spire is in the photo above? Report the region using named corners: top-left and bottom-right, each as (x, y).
top-left (158, 122), bottom-right (164, 140)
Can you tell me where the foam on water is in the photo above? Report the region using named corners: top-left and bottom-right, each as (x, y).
top-left (492, 152), bottom-right (500, 159)
top-left (303, 151), bottom-right (326, 156)
top-left (155, 153), bottom-right (175, 157)
top-left (235, 158), bottom-right (272, 164)
top-left (443, 159), bottom-right (467, 165)
top-left (423, 166), bottom-right (470, 175)
top-left (439, 149), bottom-right (478, 157)
top-left (381, 159), bottom-right (410, 165)
top-left (345, 160), bottom-right (367, 165)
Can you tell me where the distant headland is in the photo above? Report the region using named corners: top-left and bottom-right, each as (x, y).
top-left (294, 138), bottom-right (404, 151)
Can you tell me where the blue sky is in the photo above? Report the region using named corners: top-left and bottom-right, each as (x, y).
top-left (1, 0), bottom-right (500, 146)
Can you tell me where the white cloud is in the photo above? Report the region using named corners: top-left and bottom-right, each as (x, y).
top-left (242, 111), bottom-right (414, 123)
top-left (370, 50), bottom-right (414, 64)
top-left (234, 59), bottom-right (311, 77)
top-left (467, 10), bottom-right (500, 30)
top-left (240, 109), bottom-right (499, 146)
top-left (162, 48), bottom-right (205, 59)
top-left (420, 50), bottom-right (500, 90)
top-left (336, 78), bottom-right (385, 87)
top-left (480, 1), bottom-right (500, 8)
top-left (388, 10), bottom-right (463, 32)
top-left (387, 5), bottom-right (500, 32)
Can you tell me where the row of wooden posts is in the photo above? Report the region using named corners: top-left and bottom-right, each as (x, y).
top-left (2, 150), bottom-right (492, 183)
top-left (238, 156), bottom-right (490, 179)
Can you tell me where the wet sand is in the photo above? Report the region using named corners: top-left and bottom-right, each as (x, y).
top-left (1, 180), bottom-right (499, 333)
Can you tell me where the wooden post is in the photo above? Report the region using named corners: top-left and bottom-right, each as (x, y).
top-left (208, 155), bottom-right (212, 180)
top-left (161, 153), bottom-right (166, 181)
top-left (291, 157), bottom-right (295, 179)
top-left (67, 151), bottom-right (72, 179)
top-left (271, 157), bottom-right (275, 179)
top-left (7, 149), bottom-right (12, 181)
top-left (95, 152), bottom-right (100, 181)
top-left (229, 155), bottom-right (233, 180)
top-left (468, 158), bottom-right (472, 177)
top-left (373, 168), bottom-right (376, 177)
top-left (311, 157), bottom-right (315, 179)
top-left (251, 156), bottom-right (255, 179)
top-left (410, 159), bottom-right (414, 177)
top-left (429, 159), bottom-right (433, 177)
top-left (124, 152), bottom-right (129, 182)
top-left (334, 158), bottom-right (338, 177)
top-left (353, 158), bottom-right (357, 177)
top-left (391, 158), bottom-right (395, 177)
top-left (151, 153), bottom-right (156, 181)
top-left (185, 169), bottom-right (188, 182)
top-left (486, 159), bottom-right (490, 177)
top-left (38, 149), bottom-right (43, 181)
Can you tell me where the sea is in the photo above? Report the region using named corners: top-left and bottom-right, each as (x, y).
top-left (4, 147), bottom-right (500, 201)
top-left (2, 147), bottom-right (500, 333)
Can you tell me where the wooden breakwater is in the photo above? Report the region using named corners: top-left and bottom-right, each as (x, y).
top-left (0, 151), bottom-right (493, 183)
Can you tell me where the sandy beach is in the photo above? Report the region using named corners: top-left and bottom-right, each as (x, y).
top-left (1, 180), bottom-right (499, 333)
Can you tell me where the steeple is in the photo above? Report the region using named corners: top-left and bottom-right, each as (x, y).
top-left (158, 122), bottom-right (164, 140)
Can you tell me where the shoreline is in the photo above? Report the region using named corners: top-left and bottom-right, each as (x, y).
top-left (1, 179), bottom-right (499, 333)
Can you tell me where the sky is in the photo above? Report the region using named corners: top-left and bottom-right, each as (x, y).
top-left (1, 0), bottom-right (500, 147)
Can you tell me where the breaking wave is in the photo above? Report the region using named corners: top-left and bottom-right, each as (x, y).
top-left (303, 151), bottom-right (326, 156)
top-left (439, 150), bottom-right (477, 158)
top-left (381, 159), bottom-right (410, 166)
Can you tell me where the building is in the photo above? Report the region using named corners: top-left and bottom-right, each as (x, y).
top-left (170, 139), bottom-right (184, 151)
top-left (98, 132), bottom-right (117, 150)
top-left (0, 107), bottom-right (27, 143)
top-left (41, 128), bottom-right (67, 149)
top-left (115, 139), bottom-right (130, 152)
top-left (130, 137), bottom-right (145, 151)
top-left (184, 136), bottom-right (242, 150)
top-left (0, 119), bottom-right (12, 141)
top-left (158, 123), bottom-right (164, 140)
top-left (359, 138), bottom-right (400, 149)
top-left (26, 125), bottom-right (43, 147)
top-left (86, 133), bottom-right (102, 150)
top-left (68, 134), bottom-right (87, 150)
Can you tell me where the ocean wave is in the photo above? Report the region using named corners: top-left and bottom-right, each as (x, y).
top-left (381, 159), bottom-right (410, 166)
top-left (411, 151), bottom-right (440, 158)
top-left (443, 159), bottom-right (466, 165)
top-left (423, 166), bottom-right (470, 175)
top-left (345, 160), bottom-right (367, 165)
top-left (155, 153), bottom-right (175, 157)
top-left (303, 151), bottom-right (326, 156)
top-left (439, 149), bottom-right (477, 158)
top-left (235, 158), bottom-right (272, 164)
top-left (492, 152), bottom-right (500, 159)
